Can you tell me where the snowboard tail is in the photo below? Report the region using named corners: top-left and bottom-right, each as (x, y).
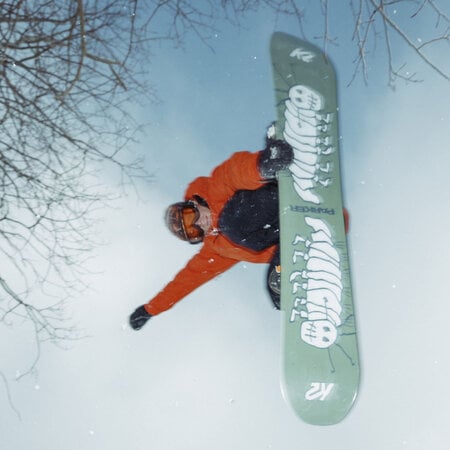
top-left (270, 32), bottom-right (360, 425)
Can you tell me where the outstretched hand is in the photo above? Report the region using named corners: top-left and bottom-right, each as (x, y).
top-left (129, 305), bottom-right (152, 330)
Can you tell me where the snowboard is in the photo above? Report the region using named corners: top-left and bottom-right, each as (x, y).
top-left (270, 32), bottom-right (360, 425)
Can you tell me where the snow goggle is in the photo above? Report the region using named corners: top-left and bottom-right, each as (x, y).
top-left (166, 202), bottom-right (204, 244)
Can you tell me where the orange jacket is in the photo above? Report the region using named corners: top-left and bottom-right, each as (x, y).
top-left (145, 151), bottom-right (276, 316)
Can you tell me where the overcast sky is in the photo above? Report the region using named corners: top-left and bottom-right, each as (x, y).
top-left (1, 4), bottom-right (450, 450)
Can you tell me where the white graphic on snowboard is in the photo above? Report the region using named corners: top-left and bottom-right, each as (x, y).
top-left (284, 84), bottom-right (335, 204)
top-left (279, 76), bottom-right (355, 365)
top-left (280, 81), bottom-right (344, 350)
top-left (288, 217), bottom-right (343, 349)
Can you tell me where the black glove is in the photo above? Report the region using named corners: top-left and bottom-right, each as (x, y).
top-left (129, 305), bottom-right (152, 330)
top-left (258, 135), bottom-right (293, 180)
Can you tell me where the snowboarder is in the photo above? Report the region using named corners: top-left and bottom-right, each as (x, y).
top-left (129, 131), bottom-right (348, 330)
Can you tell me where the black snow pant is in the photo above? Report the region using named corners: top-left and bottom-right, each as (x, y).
top-left (218, 183), bottom-right (281, 309)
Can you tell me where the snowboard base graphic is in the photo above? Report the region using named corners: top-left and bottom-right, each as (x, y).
top-left (270, 32), bottom-right (360, 425)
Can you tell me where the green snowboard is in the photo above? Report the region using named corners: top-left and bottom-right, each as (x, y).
top-left (270, 32), bottom-right (360, 425)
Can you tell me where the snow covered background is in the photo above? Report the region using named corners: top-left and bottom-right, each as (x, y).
top-left (2, 5), bottom-right (450, 450)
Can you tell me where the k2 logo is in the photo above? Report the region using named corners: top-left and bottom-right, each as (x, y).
top-left (305, 382), bottom-right (335, 401)
top-left (289, 47), bottom-right (315, 63)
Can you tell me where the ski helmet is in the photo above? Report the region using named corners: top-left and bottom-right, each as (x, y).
top-left (165, 201), bottom-right (204, 244)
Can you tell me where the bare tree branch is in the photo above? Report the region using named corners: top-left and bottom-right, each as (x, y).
top-left (370, 0), bottom-right (449, 82)
top-left (346, 0), bottom-right (449, 84)
top-left (0, 370), bottom-right (21, 420)
top-left (0, 1), bottom-right (156, 379)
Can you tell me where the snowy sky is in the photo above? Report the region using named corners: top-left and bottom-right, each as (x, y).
top-left (2, 4), bottom-right (450, 450)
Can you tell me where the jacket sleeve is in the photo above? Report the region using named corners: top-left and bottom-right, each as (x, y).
top-left (185, 151), bottom-right (264, 202)
top-left (144, 245), bottom-right (237, 316)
